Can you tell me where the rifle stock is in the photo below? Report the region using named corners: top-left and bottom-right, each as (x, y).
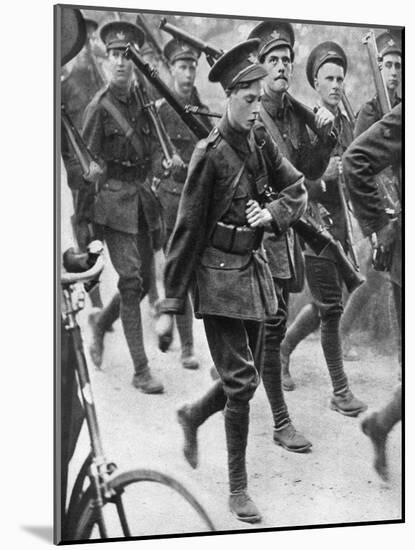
top-left (61, 106), bottom-right (94, 173)
top-left (363, 30), bottom-right (392, 116)
top-left (294, 218), bottom-right (365, 293)
top-left (136, 13), bottom-right (170, 69)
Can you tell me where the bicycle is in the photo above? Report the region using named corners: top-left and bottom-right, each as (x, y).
top-left (59, 241), bottom-right (215, 542)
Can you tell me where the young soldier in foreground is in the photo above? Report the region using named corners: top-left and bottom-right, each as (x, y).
top-left (157, 40), bottom-right (307, 523)
top-left (279, 42), bottom-right (367, 417)
top-left (343, 104), bottom-right (402, 481)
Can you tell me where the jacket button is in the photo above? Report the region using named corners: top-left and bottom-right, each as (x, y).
top-left (220, 262), bottom-right (225, 267)
top-left (283, 133), bottom-right (287, 139)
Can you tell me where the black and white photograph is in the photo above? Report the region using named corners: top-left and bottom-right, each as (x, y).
top-left (54, 1), bottom-right (404, 545)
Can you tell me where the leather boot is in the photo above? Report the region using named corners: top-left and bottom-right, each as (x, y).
top-left (132, 368), bottom-right (164, 394)
top-left (273, 423), bottom-right (312, 453)
top-left (280, 303), bottom-right (320, 391)
top-left (177, 381), bottom-right (226, 468)
top-left (229, 491), bottom-right (262, 524)
top-left (330, 388), bottom-right (367, 417)
top-left (361, 413), bottom-right (388, 481)
top-left (181, 345), bottom-right (199, 370)
top-left (225, 403), bottom-right (261, 523)
top-left (361, 385), bottom-right (401, 481)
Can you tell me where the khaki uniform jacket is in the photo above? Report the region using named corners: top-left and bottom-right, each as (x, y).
top-left (343, 103), bottom-right (402, 286)
top-left (156, 87), bottom-right (212, 230)
top-left (82, 83), bottom-right (158, 235)
top-left (259, 92), bottom-right (335, 283)
top-left (306, 110), bottom-right (354, 248)
top-left (160, 115), bottom-right (307, 321)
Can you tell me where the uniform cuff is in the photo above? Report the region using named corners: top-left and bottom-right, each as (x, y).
top-left (159, 298), bottom-right (184, 314)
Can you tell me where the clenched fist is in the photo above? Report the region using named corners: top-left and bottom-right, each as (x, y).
top-left (155, 313), bottom-right (174, 352)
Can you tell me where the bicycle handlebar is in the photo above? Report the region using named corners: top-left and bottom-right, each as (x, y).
top-left (61, 241), bottom-right (105, 286)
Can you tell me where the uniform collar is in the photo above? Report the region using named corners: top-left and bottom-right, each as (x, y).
top-left (109, 81), bottom-right (133, 103)
top-left (217, 113), bottom-right (251, 157)
top-left (261, 91), bottom-right (292, 120)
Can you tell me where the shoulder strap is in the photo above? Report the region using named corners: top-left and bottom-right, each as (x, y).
top-left (100, 95), bottom-right (144, 158)
top-left (259, 103), bottom-right (290, 158)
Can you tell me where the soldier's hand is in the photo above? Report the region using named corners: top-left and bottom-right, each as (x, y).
top-left (314, 106), bottom-right (335, 130)
top-left (376, 220), bottom-right (397, 250)
top-left (372, 220), bottom-right (397, 271)
top-left (83, 161), bottom-right (103, 184)
top-left (246, 200), bottom-right (272, 228)
top-left (324, 156), bottom-right (341, 181)
top-left (155, 313), bottom-right (174, 352)
top-left (170, 153), bottom-right (185, 170)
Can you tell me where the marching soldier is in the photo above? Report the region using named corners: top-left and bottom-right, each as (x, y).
top-left (343, 103), bottom-right (402, 481)
top-left (339, 31), bottom-right (402, 364)
top-left (156, 39), bottom-right (307, 522)
top-left (355, 31), bottom-right (402, 137)
top-left (245, 22), bottom-right (345, 445)
top-left (82, 21), bottom-right (164, 394)
top-left (278, 41), bottom-right (367, 416)
top-left (155, 38), bottom-right (213, 369)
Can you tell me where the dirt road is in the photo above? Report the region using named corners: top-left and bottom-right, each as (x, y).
top-left (67, 256), bottom-right (402, 539)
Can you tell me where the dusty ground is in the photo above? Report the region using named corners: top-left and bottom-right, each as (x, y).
top-left (66, 251), bottom-right (402, 540)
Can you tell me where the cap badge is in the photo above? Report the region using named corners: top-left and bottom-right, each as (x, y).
top-left (271, 30), bottom-right (281, 40)
top-left (248, 52), bottom-right (258, 63)
top-left (388, 39), bottom-right (395, 46)
top-left (116, 31), bottom-right (126, 40)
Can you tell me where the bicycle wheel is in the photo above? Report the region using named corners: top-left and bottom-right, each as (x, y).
top-left (72, 468), bottom-right (215, 541)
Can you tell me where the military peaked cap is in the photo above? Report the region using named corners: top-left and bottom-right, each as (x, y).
top-left (306, 41), bottom-right (347, 88)
top-left (248, 21), bottom-right (295, 62)
top-left (376, 30), bottom-right (402, 58)
top-left (164, 38), bottom-right (201, 63)
top-left (100, 21), bottom-right (145, 51)
top-left (208, 39), bottom-right (267, 90)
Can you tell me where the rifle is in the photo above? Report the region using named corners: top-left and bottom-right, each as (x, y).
top-left (124, 43), bottom-right (211, 140)
top-left (363, 30), bottom-right (392, 116)
top-left (341, 92), bottom-right (356, 126)
top-left (137, 83), bottom-right (183, 174)
top-left (293, 218), bottom-right (365, 293)
top-left (61, 105), bottom-right (96, 175)
top-left (136, 13), bottom-right (170, 69)
top-left (336, 157), bottom-right (360, 271)
top-left (159, 18), bottom-right (223, 67)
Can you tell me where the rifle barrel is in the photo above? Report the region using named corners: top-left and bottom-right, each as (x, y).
top-left (363, 30), bottom-right (392, 116)
top-left (125, 44), bottom-right (209, 140)
top-left (159, 18), bottom-right (222, 61)
top-left (61, 107), bottom-right (92, 173)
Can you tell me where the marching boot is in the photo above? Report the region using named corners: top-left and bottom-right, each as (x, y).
top-left (263, 322), bottom-right (312, 453)
top-left (321, 314), bottom-right (367, 417)
top-left (226, 402), bottom-right (261, 524)
top-left (177, 381), bottom-right (226, 468)
top-left (280, 303), bottom-right (320, 391)
top-left (361, 385), bottom-right (401, 481)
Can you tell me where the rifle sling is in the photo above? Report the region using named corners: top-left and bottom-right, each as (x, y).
top-left (100, 95), bottom-right (147, 159)
top-left (259, 103), bottom-right (290, 158)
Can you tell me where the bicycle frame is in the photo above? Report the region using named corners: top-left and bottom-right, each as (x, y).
top-left (61, 282), bottom-right (116, 539)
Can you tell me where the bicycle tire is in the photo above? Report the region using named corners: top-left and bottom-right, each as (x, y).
top-left (72, 468), bottom-right (215, 541)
